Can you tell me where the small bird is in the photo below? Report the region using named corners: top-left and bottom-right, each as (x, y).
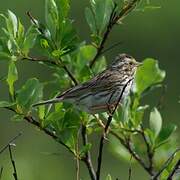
top-left (34, 54), bottom-right (141, 114)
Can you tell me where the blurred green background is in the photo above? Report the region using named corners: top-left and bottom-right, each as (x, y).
top-left (0, 0), bottom-right (179, 179)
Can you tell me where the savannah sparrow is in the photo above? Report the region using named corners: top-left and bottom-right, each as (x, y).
top-left (34, 54), bottom-right (141, 114)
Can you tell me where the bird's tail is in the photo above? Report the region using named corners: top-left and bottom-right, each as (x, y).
top-left (33, 98), bottom-right (62, 107)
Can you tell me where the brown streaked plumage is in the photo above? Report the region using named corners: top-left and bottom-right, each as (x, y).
top-left (34, 53), bottom-right (141, 114)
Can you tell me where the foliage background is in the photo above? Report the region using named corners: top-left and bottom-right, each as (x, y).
top-left (0, 0), bottom-right (179, 179)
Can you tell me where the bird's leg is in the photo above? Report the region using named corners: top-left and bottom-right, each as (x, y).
top-left (107, 90), bottom-right (117, 116)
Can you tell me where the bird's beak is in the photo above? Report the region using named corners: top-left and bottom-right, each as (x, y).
top-left (136, 62), bottom-right (143, 67)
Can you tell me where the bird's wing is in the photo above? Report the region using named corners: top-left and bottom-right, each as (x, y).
top-left (58, 69), bottom-right (123, 100)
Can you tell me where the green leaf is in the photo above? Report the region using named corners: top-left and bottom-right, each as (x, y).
top-left (7, 10), bottom-right (18, 37)
top-left (133, 105), bottom-right (149, 127)
top-left (58, 19), bottom-right (78, 51)
top-left (144, 128), bottom-right (155, 146)
top-left (77, 45), bottom-right (97, 66)
top-left (156, 124), bottom-right (177, 145)
top-left (46, 110), bottom-right (64, 128)
top-left (0, 52), bottom-right (11, 60)
top-left (88, 0), bottom-right (114, 34)
top-left (0, 101), bottom-right (15, 108)
top-left (54, 109), bottom-right (81, 150)
top-left (45, 0), bottom-right (58, 36)
top-left (38, 105), bottom-right (45, 120)
top-left (93, 55), bottom-right (106, 74)
top-left (85, 7), bottom-right (96, 34)
top-left (17, 19), bottom-right (25, 46)
top-left (11, 114), bottom-right (24, 122)
top-left (75, 45), bottom-right (97, 80)
top-left (106, 174), bottom-right (112, 180)
top-left (6, 61), bottom-right (18, 97)
top-left (0, 38), bottom-right (11, 55)
top-left (17, 78), bottom-right (43, 112)
top-left (109, 135), bottom-right (134, 162)
top-left (79, 143), bottom-right (92, 158)
top-left (149, 108), bottom-right (162, 137)
top-left (56, 0), bottom-right (70, 19)
top-left (135, 58), bottom-right (166, 95)
top-left (22, 25), bottom-right (38, 55)
top-left (52, 49), bottom-right (63, 57)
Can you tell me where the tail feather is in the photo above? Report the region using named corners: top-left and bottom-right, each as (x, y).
top-left (33, 98), bottom-right (62, 107)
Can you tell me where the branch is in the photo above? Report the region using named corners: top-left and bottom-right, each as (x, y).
top-left (4, 107), bottom-right (75, 155)
top-left (22, 56), bottom-right (78, 85)
top-left (89, 0), bottom-right (140, 68)
top-left (26, 11), bottom-right (78, 86)
top-left (128, 156), bottom-right (132, 180)
top-left (8, 144), bottom-right (18, 180)
top-left (140, 126), bottom-right (154, 176)
top-left (76, 129), bottom-right (80, 180)
top-left (81, 125), bottom-right (96, 180)
top-left (124, 137), bottom-right (151, 174)
top-left (58, 58), bottom-right (78, 85)
top-left (96, 78), bottom-right (133, 180)
top-left (95, 117), bottom-right (152, 176)
top-left (0, 133), bottom-right (22, 154)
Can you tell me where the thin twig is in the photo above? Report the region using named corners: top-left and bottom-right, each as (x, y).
top-left (81, 125), bottom-right (96, 180)
top-left (96, 78), bottom-right (133, 180)
top-left (125, 137), bottom-right (151, 174)
top-left (167, 159), bottom-right (180, 180)
top-left (0, 167), bottom-right (3, 180)
top-left (89, 0), bottom-right (140, 68)
top-left (95, 116), bottom-right (151, 175)
top-left (8, 145), bottom-right (18, 180)
top-left (153, 148), bottom-right (180, 179)
top-left (128, 156), bottom-right (133, 180)
top-left (157, 84), bottom-right (167, 110)
top-left (76, 129), bottom-right (80, 180)
top-left (4, 107), bottom-right (75, 155)
top-left (23, 56), bottom-right (78, 85)
top-left (140, 126), bottom-right (154, 176)
top-left (100, 41), bottom-right (123, 55)
top-left (57, 59), bottom-right (78, 85)
top-left (0, 132), bottom-right (22, 154)
top-left (26, 11), bottom-right (43, 34)
top-left (89, 4), bottom-right (117, 68)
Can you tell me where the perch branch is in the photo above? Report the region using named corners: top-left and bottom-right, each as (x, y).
top-left (89, 0), bottom-right (140, 68)
top-left (96, 78), bottom-right (133, 180)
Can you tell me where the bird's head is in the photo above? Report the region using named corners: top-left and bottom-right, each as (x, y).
top-left (110, 53), bottom-right (142, 75)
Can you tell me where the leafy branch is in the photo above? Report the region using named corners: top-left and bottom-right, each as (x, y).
top-left (96, 78), bottom-right (133, 179)
top-left (89, 0), bottom-right (140, 68)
